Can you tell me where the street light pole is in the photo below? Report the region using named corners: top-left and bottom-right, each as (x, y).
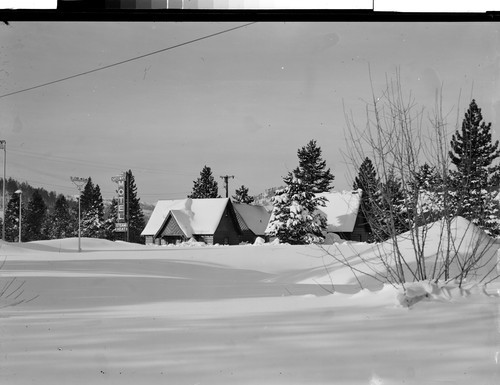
top-left (70, 176), bottom-right (88, 252)
top-left (76, 194), bottom-right (81, 252)
top-left (0, 140), bottom-right (5, 241)
top-left (15, 189), bottom-right (21, 243)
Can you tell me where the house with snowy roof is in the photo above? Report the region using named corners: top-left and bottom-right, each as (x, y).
top-left (233, 202), bottom-right (272, 243)
top-left (316, 190), bottom-right (370, 242)
top-left (141, 198), bottom-right (271, 245)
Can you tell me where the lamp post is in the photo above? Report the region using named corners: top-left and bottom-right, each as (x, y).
top-left (0, 140), bottom-right (5, 241)
top-left (74, 194), bottom-right (82, 252)
top-left (14, 189), bottom-right (21, 243)
top-left (70, 176), bottom-right (88, 252)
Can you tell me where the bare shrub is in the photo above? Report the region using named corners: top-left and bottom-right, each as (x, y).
top-left (334, 69), bottom-right (499, 288)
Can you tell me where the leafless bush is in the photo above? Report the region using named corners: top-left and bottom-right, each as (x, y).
top-left (0, 258), bottom-right (38, 309)
top-left (334, 69), bottom-right (499, 288)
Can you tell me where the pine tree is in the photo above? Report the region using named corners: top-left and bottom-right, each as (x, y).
top-left (449, 99), bottom-right (500, 235)
top-left (352, 157), bottom-right (379, 241)
top-left (80, 178), bottom-right (105, 238)
top-left (80, 177), bottom-right (95, 214)
top-left (408, 163), bottom-right (446, 225)
top-left (103, 198), bottom-right (118, 241)
top-left (125, 170), bottom-right (145, 244)
top-left (292, 139), bottom-right (335, 193)
top-left (5, 193), bottom-right (22, 242)
top-left (365, 172), bottom-right (408, 242)
top-left (188, 166), bottom-right (220, 199)
top-left (46, 194), bottom-right (74, 239)
top-left (232, 185), bottom-right (254, 204)
top-left (267, 174), bottom-right (327, 244)
top-left (24, 189), bottom-right (48, 241)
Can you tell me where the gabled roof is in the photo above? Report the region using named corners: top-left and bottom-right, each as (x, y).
top-left (169, 210), bottom-right (195, 237)
top-left (141, 198), bottom-right (230, 237)
top-left (316, 190), bottom-right (362, 233)
top-left (232, 203), bottom-right (271, 236)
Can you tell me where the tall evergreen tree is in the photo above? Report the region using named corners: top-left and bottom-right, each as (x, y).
top-left (364, 171), bottom-right (408, 242)
top-left (45, 194), bottom-right (74, 239)
top-left (103, 198), bottom-right (117, 241)
top-left (267, 174), bottom-right (327, 244)
top-left (5, 193), bottom-right (23, 242)
top-left (449, 99), bottom-right (500, 235)
top-left (292, 139), bottom-right (335, 193)
top-left (380, 173), bottom-right (408, 237)
top-left (125, 170), bottom-right (145, 244)
top-left (353, 157), bottom-right (379, 241)
top-left (80, 177), bottom-right (95, 214)
top-left (232, 185), bottom-right (254, 204)
top-left (80, 178), bottom-right (105, 238)
top-left (24, 189), bottom-right (48, 242)
top-left (408, 163), bottom-right (446, 226)
top-left (188, 166), bottom-right (220, 199)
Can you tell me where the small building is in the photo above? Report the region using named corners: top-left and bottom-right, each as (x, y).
top-left (316, 190), bottom-right (370, 242)
top-left (141, 198), bottom-right (271, 245)
top-left (141, 198), bottom-right (242, 245)
top-left (233, 202), bottom-right (272, 243)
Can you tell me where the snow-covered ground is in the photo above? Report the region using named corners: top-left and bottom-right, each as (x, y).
top-left (1, 229), bottom-right (500, 384)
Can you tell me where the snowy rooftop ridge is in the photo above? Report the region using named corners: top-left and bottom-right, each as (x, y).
top-left (141, 198), bottom-right (230, 237)
top-left (316, 189), bottom-right (362, 233)
top-left (233, 202), bottom-right (271, 236)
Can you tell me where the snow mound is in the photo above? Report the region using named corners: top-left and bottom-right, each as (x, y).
top-left (397, 280), bottom-right (498, 308)
top-left (253, 237), bottom-right (265, 246)
top-left (303, 215), bottom-right (500, 289)
top-left (1, 238), bottom-right (150, 253)
top-left (179, 237), bottom-right (207, 247)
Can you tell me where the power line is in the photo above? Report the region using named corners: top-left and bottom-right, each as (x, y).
top-left (0, 22), bottom-right (257, 99)
top-left (9, 149), bottom-right (194, 177)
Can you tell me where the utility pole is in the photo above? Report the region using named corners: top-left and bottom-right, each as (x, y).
top-left (220, 175), bottom-right (234, 198)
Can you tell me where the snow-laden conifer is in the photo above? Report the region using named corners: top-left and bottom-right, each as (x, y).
top-left (79, 178), bottom-right (105, 238)
top-left (449, 99), bottom-right (500, 236)
top-left (267, 173), bottom-right (327, 244)
top-left (4, 193), bottom-right (22, 242)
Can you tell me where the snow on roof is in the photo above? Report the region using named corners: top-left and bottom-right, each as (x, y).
top-left (316, 190), bottom-right (362, 233)
top-left (169, 210), bottom-right (194, 238)
top-left (141, 198), bottom-right (230, 237)
top-left (141, 199), bottom-right (190, 236)
top-left (232, 203), bottom-right (271, 236)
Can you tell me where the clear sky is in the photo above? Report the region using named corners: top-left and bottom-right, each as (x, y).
top-left (0, 22), bottom-right (499, 203)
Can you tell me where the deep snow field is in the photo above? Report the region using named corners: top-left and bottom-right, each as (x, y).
top-left (1, 223), bottom-right (500, 384)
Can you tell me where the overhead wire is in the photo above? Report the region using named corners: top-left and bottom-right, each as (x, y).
top-left (0, 22), bottom-right (258, 200)
top-left (0, 22), bottom-right (257, 99)
top-left (9, 149), bottom-right (194, 176)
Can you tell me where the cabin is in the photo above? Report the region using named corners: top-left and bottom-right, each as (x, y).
top-left (233, 202), bottom-right (272, 243)
top-left (141, 198), bottom-right (241, 245)
top-left (316, 190), bottom-right (370, 242)
top-left (141, 198), bottom-right (271, 245)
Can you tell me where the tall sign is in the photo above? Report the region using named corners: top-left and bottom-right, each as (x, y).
top-left (111, 173), bottom-right (128, 233)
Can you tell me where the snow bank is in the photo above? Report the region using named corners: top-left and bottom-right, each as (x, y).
top-left (396, 280), bottom-right (499, 307)
top-left (301, 216), bottom-right (500, 288)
